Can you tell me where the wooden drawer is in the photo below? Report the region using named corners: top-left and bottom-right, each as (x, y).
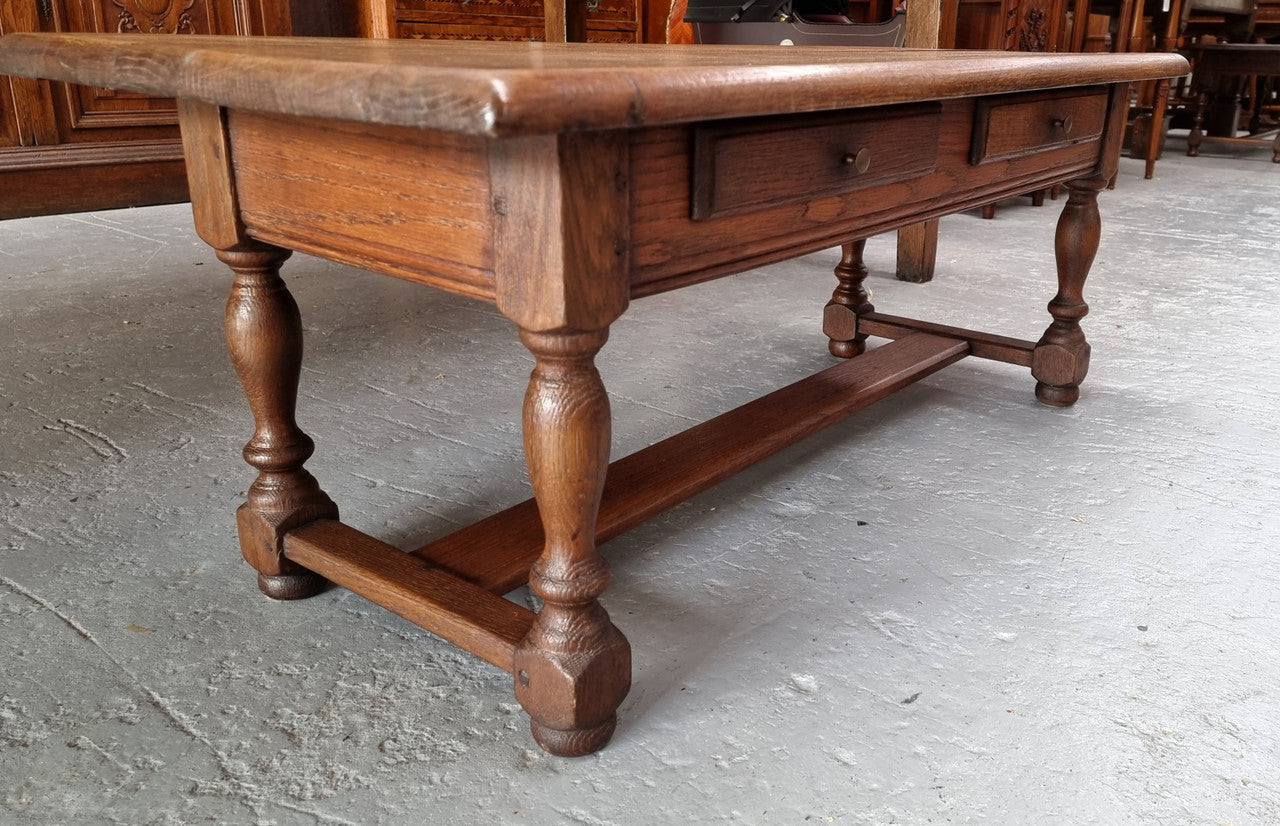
top-left (970, 88), bottom-right (1108, 164)
top-left (691, 103), bottom-right (941, 221)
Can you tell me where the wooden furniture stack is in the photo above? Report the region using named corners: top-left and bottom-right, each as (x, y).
top-left (950, 0), bottom-right (1067, 52)
top-left (0, 0), bottom-right (342, 219)
top-left (357, 0), bottom-right (649, 42)
top-left (1184, 43), bottom-right (1280, 160)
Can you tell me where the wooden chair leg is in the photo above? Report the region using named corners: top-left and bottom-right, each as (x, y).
top-left (219, 242), bottom-right (337, 599)
top-left (1145, 78), bottom-right (1171, 179)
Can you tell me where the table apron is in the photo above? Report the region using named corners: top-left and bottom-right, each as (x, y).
top-left (224, 89), bottom-right (1122, 304)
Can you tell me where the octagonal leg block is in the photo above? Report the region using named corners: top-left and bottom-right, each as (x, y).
top-left (514, 601), bottom-right (631, 756)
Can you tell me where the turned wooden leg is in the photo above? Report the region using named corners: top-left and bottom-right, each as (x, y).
top-left (981, 203), bottom-right (997, 220)
top-left (513, 327), bottom-right (630, 757)
top-left (1188, 93), bottom-right (1206, 157)
top-left (1145, 78), bottom-right (1170, 179)
top-left (220, 242), bottom-right (337, 600)
top-left (1033, 177), bottom-right (1104, 408)
top-left (823, 239), bottom-right (874, 358)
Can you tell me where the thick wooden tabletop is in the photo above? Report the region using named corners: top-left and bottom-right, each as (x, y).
top-left (0, 34), bottom-right (1187, 136)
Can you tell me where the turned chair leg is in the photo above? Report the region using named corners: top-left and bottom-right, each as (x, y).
top-left (219, 242), bottom-right (337, 599)
top-left (1188, 92), bottom-right (1207, 157)
top-left (1032, 177), bottom-right (1105, 408)
top-left (823, 239), bottom-right (874, 358)
top-left (513, 327), bottom-right (631, 757)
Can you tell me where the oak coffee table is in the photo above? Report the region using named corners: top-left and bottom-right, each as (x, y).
top-left (0, 35), bottom-right (1185, 756)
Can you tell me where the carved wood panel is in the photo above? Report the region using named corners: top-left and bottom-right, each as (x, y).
top-left (954, 0), bottom-right (1063, 52)
top-left (375, 0), bottom-right (640, 44)
top-left (0, 75), bottom-right (20, 148)
top-left (112, 0), bottom-right (199, 33)
top-left (52, 0), bottom-right (285, 140)
top-left (0, 0), bottom-right (299, 218)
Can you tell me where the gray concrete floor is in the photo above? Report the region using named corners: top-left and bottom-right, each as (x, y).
top-left (1, 137), bottom-right (1278, 826)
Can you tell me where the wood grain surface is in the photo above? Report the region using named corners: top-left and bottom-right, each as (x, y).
top-left (0, 34), bottom-right (1188, 135)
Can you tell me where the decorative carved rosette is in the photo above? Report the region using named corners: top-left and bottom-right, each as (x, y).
top-left (113, 0), bottom-right (197, 34)
top-left (1019, 8), bottom-right (1049, 52)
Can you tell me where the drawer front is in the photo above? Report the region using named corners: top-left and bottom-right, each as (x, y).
top-left (970, 88), bottom-right (1109, 164)
top-left (692, 103), bottom-right (941, 221)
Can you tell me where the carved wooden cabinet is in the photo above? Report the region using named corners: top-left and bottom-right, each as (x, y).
top-left (951, 0), bottom-right (1067, 52)
top-left (360, 0), bottom-right (642, 43)
top-left (0, 0), bottom-right (299, 219)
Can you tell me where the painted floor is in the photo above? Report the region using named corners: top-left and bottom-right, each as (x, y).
top-left (2, 139), bottom-right (1278, 825)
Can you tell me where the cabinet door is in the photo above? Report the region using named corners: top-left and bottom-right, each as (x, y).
top-left (0, 1), bottom-right (61, 149)
top-left (953, 0), bottom-right (1063, 51)
top-left (50, 0), bottom-right (289, 144)
top-left (0, 0), bottom-right (293, 219)
top-left (1014, 0), bottom-right (1061, 52)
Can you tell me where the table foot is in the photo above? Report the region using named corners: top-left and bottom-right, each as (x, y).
top-left (1033, 381), bottom-right (1081, 408)
top-left (823, 239), bottom-right (873, 358)
top-left (531, 714), bottom-right (618, 757)
top-left (256, 571), bottom-right (328, 600)
top-left (513, 328), bottom-right (630, 756)
top-left (220, 242), bottom-right (337, 600)
top-left (1031, 177), bottom-right (1102, 408)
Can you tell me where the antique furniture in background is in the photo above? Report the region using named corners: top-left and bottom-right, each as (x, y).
top-left (0, 33), bottom-right (1184, 755)
top-left (357, 0), bottom-right (647, 42)
top-left (1185, 42), bottom-right (1280, 159)
top-left (686, 10), bottom-right (908, 46)
top-left (1137, 0), bottom-right (1280, 175)
top-left (951, 0), bottom-right (1065, 51)
top-left (0, 0), bottom-right (349, 219)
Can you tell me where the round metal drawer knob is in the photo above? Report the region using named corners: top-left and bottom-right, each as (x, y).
top-left (841, 147), bottom-right (872, 174)
top-left (1051, 115), bottom-right (1074, 134)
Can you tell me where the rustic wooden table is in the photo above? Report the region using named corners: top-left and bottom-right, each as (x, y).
top-left (0, 35), bottom-right (1184, 756)
top-left (1185, 43), bottom-right (1280, 163)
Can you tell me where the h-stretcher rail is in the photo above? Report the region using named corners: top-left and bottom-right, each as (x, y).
top-left (276, 324), bottom-right (1031, 674)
